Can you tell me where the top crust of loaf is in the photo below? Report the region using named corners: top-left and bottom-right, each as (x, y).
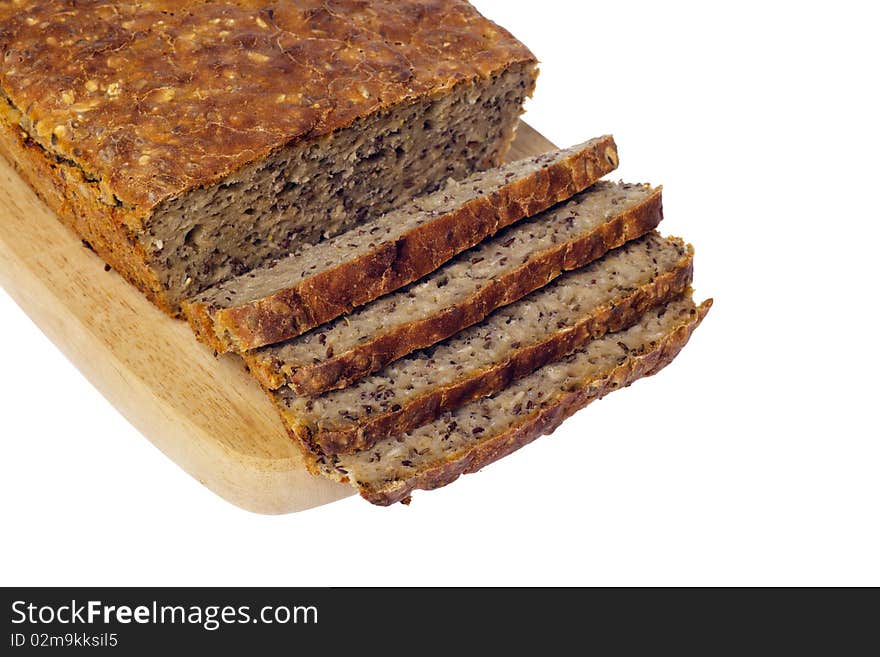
top-left (0, 0), bottom-right (536, 216)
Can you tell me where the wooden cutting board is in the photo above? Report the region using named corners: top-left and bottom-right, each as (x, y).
top-left (0, 122), bottom-right (555, 514)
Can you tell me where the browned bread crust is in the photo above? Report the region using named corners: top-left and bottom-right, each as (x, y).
top-left (184, 135), bottom-right (620, 352)
top-left (280, 247), bottom-right (694, 454)
top-left (0, 98), bottom-right (170, 310)
top-left (0, 0), bottom-right (534, 212)
top-left (244, 183), bottom-right (662, 394)
top-left (0, 1), bottom-right (537, 313)
top-left (362, 298), bottom-right (712, 506)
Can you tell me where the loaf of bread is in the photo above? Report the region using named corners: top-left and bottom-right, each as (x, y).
top-left (313, 294), bottom-right (711, 505)
top-left (246, 181), bottom-right (662, 394)
top-left (0, 1), bottom-right (537, 314)
top-left (272, 233), bottom-right (694, 455)
top-left (183, 137), bottom-right (619, 352)
top-left (1, 2), bottom-right (712, 510)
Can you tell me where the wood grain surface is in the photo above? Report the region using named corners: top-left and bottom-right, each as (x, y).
top-left (0, 122), bottom-right (555, 514)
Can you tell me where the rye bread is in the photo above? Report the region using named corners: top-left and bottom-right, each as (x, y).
top-left (272, 233), bottom-right (694, 455)
top-left (245, 181), bottom-right (663, 394)
top-left (317, 294), bottom-right (712, 505)
top-left (183, 136), bottom-right (620, 352)
top-left (0, 1), bottom-right (538, 314)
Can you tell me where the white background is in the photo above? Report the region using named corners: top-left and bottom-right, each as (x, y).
top-left (1, 1), bottom-right (878, 586)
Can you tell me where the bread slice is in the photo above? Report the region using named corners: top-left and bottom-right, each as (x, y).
top-left (272, 233), bottom-right (693, 455)
top-left (183, 137), bottom-right (619, 352)
top-left (316, 293), bottom-right (711, 505)
top-left (245, 181), bottom-right (662, 395)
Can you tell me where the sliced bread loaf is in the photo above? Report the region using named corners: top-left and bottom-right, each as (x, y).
top-left (272, 233), bottom-right (694, 455)
top-left (316, 294), bottom-right (711, 505)
top-left (245, 181), bottom-right (663, 394)
top-left (183, 137), bottom-right (619, 352)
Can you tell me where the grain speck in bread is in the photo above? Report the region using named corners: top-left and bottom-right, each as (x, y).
top-left (0, 0), bottom-right (538, 313)
top-left (246, 181), bottom-right (662, 394)
top-left (317, 294), bottom-right (712, 505)
top-left (183, 137), bottom-right (620, 352)
top-left (272, 233), bottom-right (694, 455)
